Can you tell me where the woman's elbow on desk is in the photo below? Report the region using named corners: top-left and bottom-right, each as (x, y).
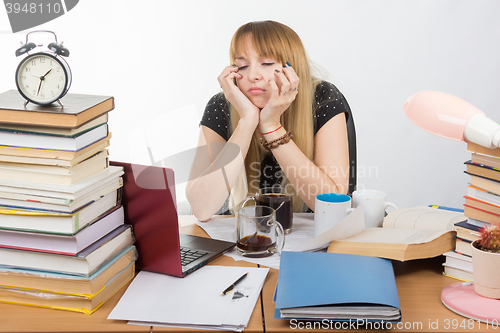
top-left (185, 194), bottom-right (215, 222)
top-left (185, 200), bottom-right (213, 222)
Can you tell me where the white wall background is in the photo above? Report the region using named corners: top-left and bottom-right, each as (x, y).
top-left (1, 0), bottom-right (499, 209)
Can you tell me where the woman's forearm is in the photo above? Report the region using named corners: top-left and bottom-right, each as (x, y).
top-left (263, 126), bottom-right (349, 210)
top-left (186, 120), bottom-right (256, 220)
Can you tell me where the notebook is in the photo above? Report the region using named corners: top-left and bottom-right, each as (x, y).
top-left (110, 161), bottom-right (235, 277)
top-left (274, 251), bottom-right (401, 322)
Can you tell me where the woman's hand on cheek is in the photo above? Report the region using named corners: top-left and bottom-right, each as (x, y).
top-left (217, 66), bottom-right (260, 127)
top-left (259, 67), bottom-right (299, 133)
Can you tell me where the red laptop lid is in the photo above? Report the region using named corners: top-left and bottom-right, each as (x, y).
top-left (110, 161), bottom-right (183, 277)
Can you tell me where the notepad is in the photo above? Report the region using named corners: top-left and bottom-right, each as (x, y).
top-left (274, 251), bottom-right (401, 322)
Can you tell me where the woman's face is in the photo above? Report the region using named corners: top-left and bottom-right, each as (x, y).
top-left (234, 38), bottom-right (283, 109)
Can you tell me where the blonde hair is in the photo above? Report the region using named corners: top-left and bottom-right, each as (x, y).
top-left (228, 21), bottom-right (319, 213)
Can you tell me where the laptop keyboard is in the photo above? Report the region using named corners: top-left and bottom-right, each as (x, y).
top-left (180, 247), bottom-right (209, 267)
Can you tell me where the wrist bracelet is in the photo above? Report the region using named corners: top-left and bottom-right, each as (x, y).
top-left (261, 132), bottom-right (293, 152)
top-left (261, 125), bottom-right (283, 135)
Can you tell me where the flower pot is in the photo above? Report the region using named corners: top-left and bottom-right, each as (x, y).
top-left (471, 240), bottom-right (500, 299)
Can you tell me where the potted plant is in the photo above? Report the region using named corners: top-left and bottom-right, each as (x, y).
top-left (471, 224), bottom-right (500, 299)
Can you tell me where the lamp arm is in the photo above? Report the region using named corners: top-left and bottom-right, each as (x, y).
top-left (464, 113), bottom-right (500, 148)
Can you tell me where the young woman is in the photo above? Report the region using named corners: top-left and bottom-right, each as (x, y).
top-left (186, 20), bottom-right (353, 221)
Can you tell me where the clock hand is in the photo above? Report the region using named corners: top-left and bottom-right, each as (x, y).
top-left (37, 79), bottom-right (43, 96)
top-left (36, 69), bottom-right (52, 96)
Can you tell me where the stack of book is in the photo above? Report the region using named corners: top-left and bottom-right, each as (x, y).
top-left (463, 142), bottom-right (500, 227)
top-left (0, 90), bottom-right (136, 314)
top-left (443, 143), bottom-right (500, 282)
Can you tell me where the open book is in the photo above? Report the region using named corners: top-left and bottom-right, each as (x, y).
top-left (327, 206), bottom-right (465, 261)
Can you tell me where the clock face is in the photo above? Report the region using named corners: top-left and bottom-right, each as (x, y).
top-left (15, 52), bottom-right (71, 105)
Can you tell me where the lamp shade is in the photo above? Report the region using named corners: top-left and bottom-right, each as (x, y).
top-left (403, 91), bottom-right (483, 141)
top-left (404, 91), bottom-right (500, 148)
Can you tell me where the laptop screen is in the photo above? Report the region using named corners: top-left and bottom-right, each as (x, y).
top-left (110, 161), bottom-right (184, 277)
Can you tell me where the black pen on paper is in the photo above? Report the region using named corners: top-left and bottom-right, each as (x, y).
top-left (221, 272), bottom-right (248, 296)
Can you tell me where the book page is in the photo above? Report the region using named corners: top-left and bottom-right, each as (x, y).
top-left (382, 206), bottom-right (465, 231)
top-left (339, 228), bottom-right (450, 244)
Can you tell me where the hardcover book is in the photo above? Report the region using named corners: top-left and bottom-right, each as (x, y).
top-left (0, 206), bottom-right (124, 255)
top-left (0, 190), bottom-right (119, 235)
top-left (0, 134), bottom-right (110, 160)
top-left (463, 205), bottom-right (500, 224)
top-left (466, 142), bottom-right (500, 159)
top-left (454, 220), bottom-right (481, 243)
top-left (471, 153), bottom-right (500, 169)
top-left (465, 161), bottom-right (500, 182)
top-left (464, 196), bottom-right (500, 216)
top-left (0, 224), bottom-right (134, 276)
top-left (0, 90), bottom-right (114, 128)
top-left (0, 263), bottom-right (134, 314)
top-left (0, 114), bottom-right (108, 137)
top-left (0, 246), bottom-right (136, 295)
top-left (0, 124), bottom-right (108, 151)
top-left (469, 175), bottom-right (500, 196)
top-left (467, 185), bottom-right (500, 206)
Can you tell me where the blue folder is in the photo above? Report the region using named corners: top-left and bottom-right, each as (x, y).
top-left (274, 251), bottom-right (401, 322)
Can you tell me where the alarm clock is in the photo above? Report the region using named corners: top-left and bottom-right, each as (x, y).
top-left (15, 30), bottom-right (72, 107)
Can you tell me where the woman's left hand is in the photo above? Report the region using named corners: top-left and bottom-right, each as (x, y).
top-left (259, 65), bottom-right (300, 133)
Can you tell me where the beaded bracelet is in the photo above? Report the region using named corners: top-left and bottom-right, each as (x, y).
top-left (261, 132), bottom-right (293, 152)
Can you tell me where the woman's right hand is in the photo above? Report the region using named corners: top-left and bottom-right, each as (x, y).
top-left (217, 66), bottom-right (260, 128)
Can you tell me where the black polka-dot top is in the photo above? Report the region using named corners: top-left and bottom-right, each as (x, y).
top-left (200, 81), bottom-right (352, 189)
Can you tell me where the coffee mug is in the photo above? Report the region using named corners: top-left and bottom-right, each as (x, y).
top-left (236, 205), bottom-right (285, 258)
top-left (240, 186), bottom-right (293, 234)
top-left (314, 193), bottom-right (355, 237)
top-left (352, 189), bottom-right (398, 228)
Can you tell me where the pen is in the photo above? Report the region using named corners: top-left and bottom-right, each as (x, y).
top-left (221, 272), bottom-right (248, 296)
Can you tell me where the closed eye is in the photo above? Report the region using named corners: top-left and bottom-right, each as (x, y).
top-left (238, 66), bottom-right (248, 70)
top-left (262, 63), bottom-right (275, 66)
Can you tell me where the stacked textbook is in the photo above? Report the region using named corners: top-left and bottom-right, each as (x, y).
top-left (463, 143), bottom-right (500, 227)
top-left (443, 143), bottom-right (500, 282)
top-left (0, 90), bottom-right (136, 314)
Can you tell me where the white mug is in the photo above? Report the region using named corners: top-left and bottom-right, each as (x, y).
top-left (314, 193), bottom-right (355, 237)
top-left (352, 189), bottom-right (398, 228)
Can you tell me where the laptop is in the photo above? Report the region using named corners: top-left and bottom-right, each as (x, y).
top-left (110, 161), bottom-right (235, 277)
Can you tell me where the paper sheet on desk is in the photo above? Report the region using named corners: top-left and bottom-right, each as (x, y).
top-left (293, 206), bottom-right (365, 252)
top-left (108, 266), bottom-right (269, 332)
top-left (195, 208), bottom-right (365, 269)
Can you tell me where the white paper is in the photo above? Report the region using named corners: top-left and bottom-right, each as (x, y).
top-left (129, 321), bottom-right (245, 332)
top-left (108, 266), bottom-right (268, 330)
top-left (292, 206), bottom-right (365, 252)
top-left (196, 210), bottom-right (365, 269)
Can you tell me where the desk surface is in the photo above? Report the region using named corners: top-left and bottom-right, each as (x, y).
top-left (0, 216), bottom-right (493, 333)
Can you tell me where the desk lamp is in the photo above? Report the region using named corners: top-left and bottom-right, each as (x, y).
top-left (403, 91), bottom-right (500, 148)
